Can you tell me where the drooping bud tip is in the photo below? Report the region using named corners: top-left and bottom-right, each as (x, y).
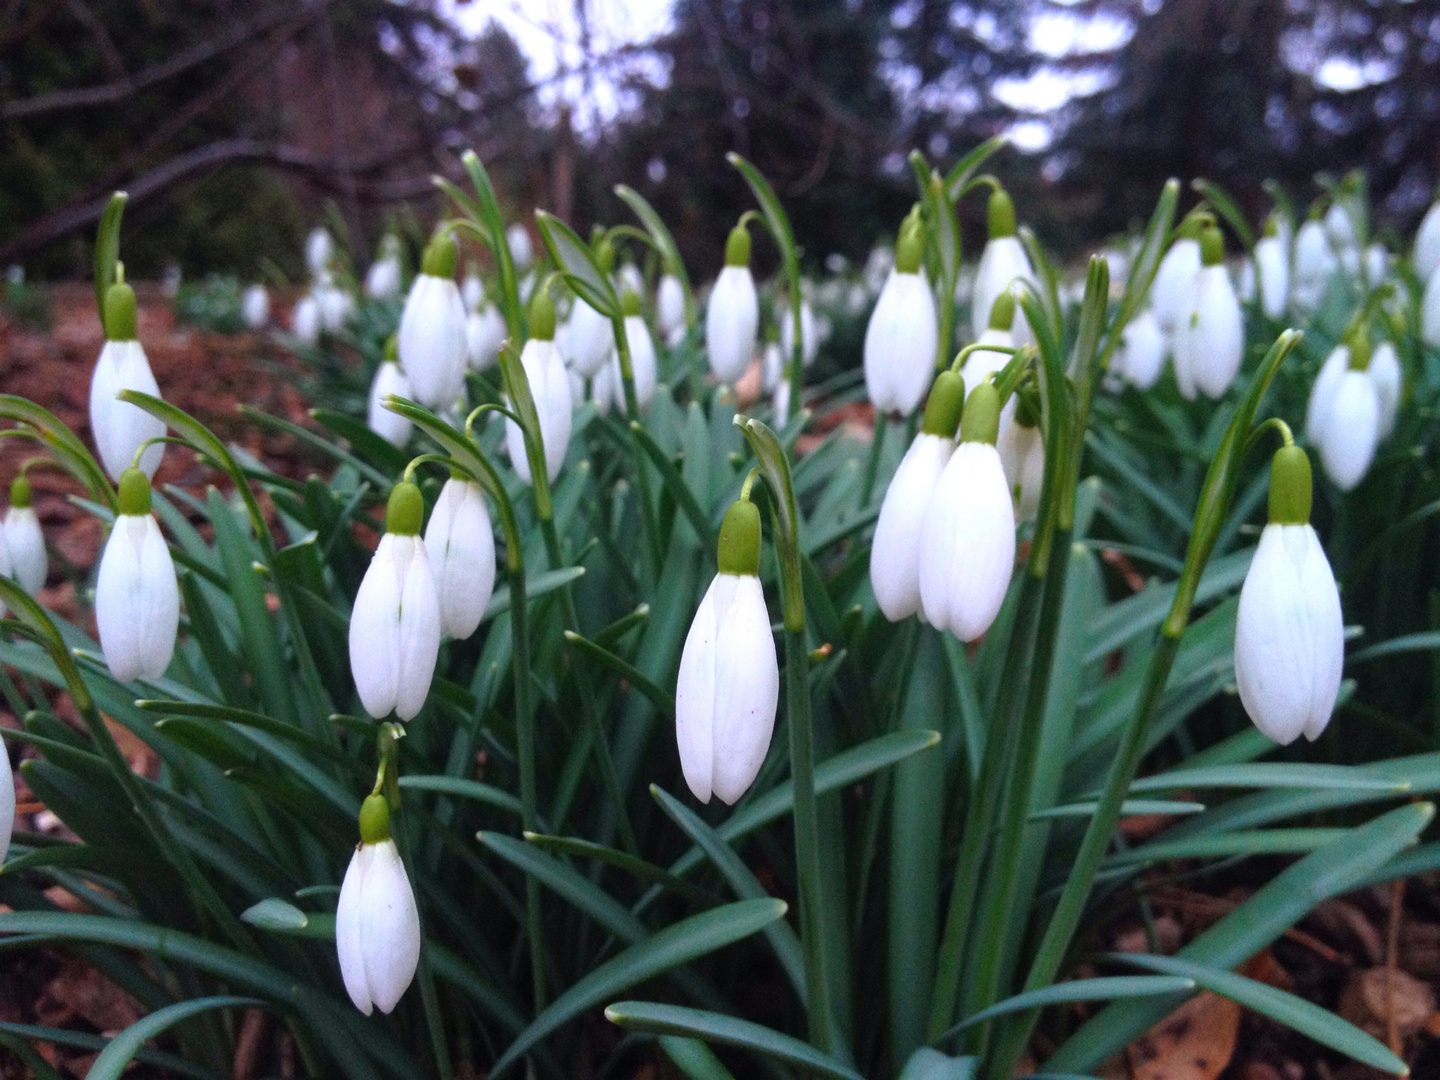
top-left (987, 290), bottom-right (1016, 331)
top-left (1200, 226), bottom-right (1225, 267)
top-left (621, 290), bottom-right (642, 317)
top-left (987, 189), bottom-right (1016, 240)
top-left (10, 474), bottom-right (31, 509)
top-left (895, 219), bottom-right (924, 275)
top-left (960, 379), bottom-right (1001, 445)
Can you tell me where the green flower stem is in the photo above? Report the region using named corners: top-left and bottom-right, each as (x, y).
top-left (858, 414), bottom-right (887, 510)
top-left (610, 313), bottom-right (663, 573)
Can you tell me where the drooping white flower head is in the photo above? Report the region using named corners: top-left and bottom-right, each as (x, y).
top-left (365, 257), bottom-right (402, 302)
top-left (5, 476), bottom-right (46, 596)
top-left (779, 293), bottom-right (819, 369)
top-left (1317, 367), bottom-right (1380, 492)
top-left (761, 336), bottom-right (784, 393)
top-left (1151, 222), bottom-right (1202, 337)
top-left (305, 227), bottom-right (334, 275)
top-left (506, 222), bottom-right (534, 272)
top-left (1254, 216), bottom-right (1290, 320)
top-left (1304, 344), bottom-right (1349, 446)
top-left (368, 344), bottom-right (413, 448)
top-left (337, 795), bottom-right (421, 1015)
top-left (292, 295), bottom-right (321, 345)
top-left (423, 477), bottom-right (496, 642)
top-left (316, 275), bottom-right (355, 333)
top-left (918, 381), bottom-right (1016, 641)
top-left (960, 294), bottom-right (1017, 401)
top-left (615, 293), bottom-right (658, 412)
top-left (706, 225), bottom-right (760, 384)
top-left (397, 235), bottom-right (467, 409)
top-left (504, 292), bottom-right (573, 486)
top-left (1363, 243), bottom-right (1389, 289)
top-left (466, 305), bottom-right (506, 372)
top-left (241, 284), bottom-right (270, 330)
top-left (89, 282), bottom-right (164, 482)
top-left (1113, 307), bottom-right (1166, 390)
top-left (676, 497), bottom-right (779, 804)
top-left (870, 371), bottom-right (962, 620)
top-left (1174, 226), bottom-right (1244, 400)
top-left (656, 273), bottom-right (686, 341)
top-left (616, 262), bottom-right (644, 300)
top-left (1369, 340), bottom-right (1401, 441)
top-left (864, 216), bottom-right (938, 417)
top-left (349, 483), bottom-right (441, 721)
top-left (95, 469), bottom-right (179, 682)
top-left (461, 272), bottom-right (485, 313)
top-left (1414, 196), bottom-right (1440, 284)
top-left (1291, 214), bottom-right (1335, 314)
top-left (1422, 265), bottom-right (1440, 350)
top-left (971, 189), bottom-right (1033, 341)
top-left (567, 295), bottom-right (614, 378)
top-left (996, 406), bottom-right (1045, 524)
top-left (1235, 446), bottom-right (1344, 744)
top-left (1323, 201), bottom-right (1357, 254)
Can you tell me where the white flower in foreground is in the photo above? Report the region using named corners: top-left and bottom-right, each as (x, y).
top-left (337, 794), bottom-right (421, 1015)
top-left (292, 295), bottom-right (321, 345)
top-left (466, 306), bottom-right (506, 372)
top-left (1254, 217), bottom-right (1289, 320)
top-left (398, 235), bottom-right (467, 409)
top-left (506, 222), bottom-right (533, 272)
top-left (1150, 221), bottom-right (1202, 337)
top-left (95, 469), bottom-right (179, 682)
top-left (870, 372), bottom-right (962, 620)
top-left (1414, 195), bottom-right (1440, 284)
top-left (864, 218), bottom-right (938, 416)
top-left (424, 477), bottom-right (495, 641)
top-left (1113, 307), bottom-right (1166, 390)
top-left (1174, 226), bottom-right (1244, 400)
top-left (504, 293), bottom-right (573, 485)
top-left (706, 225), bottom-right (760, 384)
top-left (1422, 266), bottom-right (1440, 349)
top-left (780, 295), bottom-right (819, 369)
top-left (305, 227), bottom-right (334, 275)
top-left (615, 292), bottom-right (657, 412)
top-left (89, 282), bottom-right (164, 482)
top-left (971, 189), bottom-right (1033, 340)
top-left (1370, 340), bottom-right (1401, 440)
top-left (918, 382), bottom-right (1016, 641)
top-left (349, 483), bottom-right (440, 721)
top-left (1235, 446), bottom-right (1343, 745)
top-left (676, 497), bottom-right (779, 804)
top-left (241, 284), bottom-right (270, 330)
top-left (656, 273), bottom-right (686, 341)
top-left (368, 350), bottom-right (412, 449)
top-left (5, 476), bottom-right (46, 595)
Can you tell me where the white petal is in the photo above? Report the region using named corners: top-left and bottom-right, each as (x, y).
top-left (1415, 202), bottom-right (1440, 284)
top-left (425, 480), bottom-right (495, 641)
top-left (1183, 267), bottom-right (1244, 399)
top-left (1235, 525), bottom-right (1320, 745)
top-left (368, 363), bottom-right (413, 448)
top-left (0, 734), bottom-right (13, 863)
top-left (1256, 237), bottom-right (1289, 320)
top-left (940, 444), bottom-right (1017, 641)
top-left (5, 507), bottom-right (47, 595)
top-left (539, 344), bottom-right (574, 482)
top-left (1151, 239), bottom-right (1200, 335)
top-left (1305, 346), bottom-right (1348, 444)
top-left (706, 268), bottom-right (760, 384)
top-left (1369, 343), bottom-right (1401, 440)
top-left (709, 576), bottom-right (780, 805)
top-left (657, 274), bottom-right (686, 335)
top-left (90, 342), bottom-right (165, 481)
top-left (569, 298), bottom-right (614, 377)
top-left (625, 316), bottom-right (658, 412)
top-left (675, 576), bottom-right (723, 803)
top-left (871, 434), bottom-right (953, 620)
top-left (136, 516), bottom-right (179, 679)
top-left (394, 537), bottom-right (441, 721)
top-left (350, 535), bottom-right (402, 718)
top-left (358, 840), bottom-right (422, 1014)
top-left (95, 516), bottom-right (148, 681)
top-left (1295, 526), bottom-right (1344, 741)
top-left (1317, 371), bottom-right (1379, 491)
top-left (398, 276), bottom-right (467, 408)
top-left (971, 238), bottom-right (1033, 339)
top-left (1422, 267), bottom-right (1440, 350)
top-left (1118, 309), bottom-right (1166, 390)
top-left (336, 845), bottom-right (374, 1014)
top-left (864, 270), bottom-right (938, 415)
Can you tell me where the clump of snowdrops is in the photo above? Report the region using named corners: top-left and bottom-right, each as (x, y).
top-left (1, 149), bottom-right (1438, 1080)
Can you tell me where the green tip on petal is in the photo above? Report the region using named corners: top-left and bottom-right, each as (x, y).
top-left (987, 189), bottom-right (1016, 239)
top-left (987, 289), bottom-right (1016, 331)
top-left (10, 474), bottom-right (30, 509)
top-left (960, 380), bottom-right (1001, 445)
top-left (104, 282), bottom-right (138, 341)
top-left (528, 289), bottom-right (556, 340)
top-left (421, 233), bottom-right (458, 279)
top-left (1200, 226), bottom-right (1225, 266)
top-left (358, 793), bottom-right (391, 845)
top-left (116, 467), bottom-right (151, 516)
top-left (921, 370), bottom-right (965, 438)
top-left (386, 482), bottom-right (424, 536)
top-left (383, 334), bottom-right (399, 364)
top-left (621, 290), bottom-right (642, 317)
top-left (1268, 445), bottom-right (1312, 525)
top-left (895, 219), bottom-right (925, 275)
top-left (716, 498), bottom-right (762, 576)
top-left (725, 224), bottom-right (751, 268)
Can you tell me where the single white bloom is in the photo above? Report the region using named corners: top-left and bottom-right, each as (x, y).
top-left (959, 327), bottom-right (1013, 399)
top-left (423, 478), bottom-right (495, 641)
top-left (364, 257), bottom-right (402, 301)
top-left (1114, 308), bottom-right (1166, 390)
top-left (241, 284), bottom-right (270, 330)
top-left (616, 263), bottom-right (644, 299)
top-left (5, 506), bottom-right (46, 596)
top-left (918, 441), bottom-right (1016, 641)
top-left (96, 512), bottom-right (179, 682)
top-left (1174, 261), bottom-right (1244, 400)
top-left (762, 340), bottom-right (784, 392)
top-left (870, 432), bottom-right (953, 620)
top-left (1291, 219), bottom-right (1334, 314)
top-left (504, 338), bottom-right (573, 485)
top-left (779, 297), bottom-right (819, 369)
top-left (1370, 341), bottom-right (1401, 440)
top-left (863, 268), bottom-right (938, 416)
top-left (349, 530), bottom-right (441, 721)
top-left (590, 360), bottom-right (616, 418)
top-left (1254, 235), bottom-right (1289, 320)
top-left (706, 266), bottom-right (760, 384)
top-left (616, 313), bottom-right (658, 412)
top-left (1422, 266), bottom-right (1440, 349)
top-left (1414, 200), bottom-right (1440, 284)
top-left (568, 297), bottom-right (614, 378)
top-left (656, 274), bottom-right (686, 338)
top-left (996, 420), bottom-right (1045, 523)
top-left (316, 280), bottom-right (354, 332)
top-left (465, 306), bottom-right (506, 372)
top-left (675, 572), bottom-right (780, 804)
top-left (336, 838), bottom-right (421, 1015)
top-left (506, 223), bottom-right (533, 271)
top-left (292, 295), bottom-right (321, 345)
top-left (1151, 236), bottom-right (1201, 337)
top-left (398, 274), bottom-right (467, 409)
top-left (461, 274), bottom-right (484, 312)
top-left (367, 362), bottom-right (412, 448)
top-left (1235, 523), bottom-right (1344, 745)
top-left (971, 237), bottom-right (1032, 341)
top-left (1363, 243), bottom-right (1389, 289)
top-left (1237, 258), bottom-right (1256, 305)
top-left (1304, 345), bottom-right (1349, 445)
top-left (305, 228), bottom-right (334, 275)
top-left (90, 340), bottom-right (164, 482)
top-left (1324, 202), bottom-right (1357, 252)
top-left (1317, 369), bottom-right (1380, 491)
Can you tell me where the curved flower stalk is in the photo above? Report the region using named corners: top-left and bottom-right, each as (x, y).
top-left (424, 472), bottom-right (496, 641)
top-left (1151, 216), bottom-right (1202, 339)
top-left (504, 290), bottom-right (573, 485)
top-left (1111, 306), bottom-right (1166, 390)
top-left (1174, 226), bottom-right (1244, 399)
top-left (465, 304), bottom-right (506, 372)
top-left (918, 380), bottom-right (1016, 641)
top-left (349, 481), bottom-right (441, 721)
top-left (864, 214), bottom-right (938, 416)
top-left (613, 291), bottom-right (657, 412)
top-left (368, 339), bottom-right (413, 448)
top-left (241, 283), bottom-right (269, 330)
top-left (676, 484), bottom-right (780, 805)
top-left (1254, 215), bottom-right (1290, 319)
top-left (89, 276), bottom-right (164, 481)
top-left (705, 222), bottom-right (760, 385)
top-left (870, 371), bottom-right (963, 620)
top-left (1235, 441), bottom-right (1344, 744)
top-left (95, 467), bottom-right (179, 682)
top-left (970, 188), bottom-right (1033, 341)
top-left (5, 474), bottom-right (46, 595)
top-left (398, 233), bottom-right (467, 409)
top-left (1415, 191), bottom-right (1440, 284)
top-left (337, 791), bottom-right (421, 1015)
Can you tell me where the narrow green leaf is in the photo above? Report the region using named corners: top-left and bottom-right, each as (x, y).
top-left (1192, 178), bottom-right (1256, 249)
top-left (94, 191), bottom-right (127, 319)
top-left (660, 1036), bottom-right (738, 1080)
top-left (399, 775), bottom-right (523, 816)
top-left (939, 977), bottom-right (1196, 1042)
top-left (478, 831), bottom-right (648, 943)
top-left (1127, 763), bottom-right (1409, 794)
top-left (565, 630), bottom-right (675, 713)
top-left (945, 136), bottom-right (1008, 200)
top-left (616, 184), bottom-right (695, 326)
top-left (523, 833), bottom-right (716, 905)
top-left (1029, 800), bottom-right (1204, 822)
top-left (535, 210), bottom-right (619, 318)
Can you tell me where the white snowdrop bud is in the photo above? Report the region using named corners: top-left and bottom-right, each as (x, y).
top-left (870, 371), bottom-right (962, 621)
top-left (504, 293), bottom-right (573, 485)
top-left (567, 295), bottom-right (613, 378)
top-left (1317, 367), bottom-right (1379, 492)
top-left (367, 346), bottom-right (412, 449)
top-left (676, 497), bottom-right (779, 805)
top-left (465, 306), bottom-right (506, 372)
top-left (90, 282), bottom-right (165, 482)
top-left (1235, 447), bottom-right (1343, 745)
top-left (864, 218), bottom-right (939, 416)
top-left (5, 476), bottom-right (46, 595)
top-left (615, 292), bottom-right (657, 412)
top-left (996, 400), bottom-right (1045, 524)
top-left (95, 469), bottom-right (179, 682)
top-left (656, 273), bottom-right (686, 340)
top-left (241, 284), bottom-right (270, 330)
top-left (1254, 217), bottom-right (1289, 320)
top-left (1363, 243), bottom-right (1389, 288)
top-left (1369, 340), bottom-right (1401, 441)
top-left (337, 795), bottom-right (421, 1015)
top-left (292, 295), bottom-right (321, 345)
top-left (1304, 344), bottom-right (1348, 446)
top-left (461, 273), bottom-right (484, 313)
top-left (1291, 214), bottom-right (1334, 314)
top-left (305, 227), bottom-right (334, 275)
top-left (1174, 227), bottom-right (1244, 400)
top-left (1414, 196), bottom-right (1440, 284)
top-left (779, 295), bottom-right (819, 369)
top-left (349, 483), bottom-right (441, 721)
top-left (398, 236), bottom-right (467, 409)
top-left (317, 278), bottom-right (355, 333)
top-left (365, 256), bottom-right (402, 301)
top-left (971, 190), bottom-right (1033, 340)
top-left (423, 476), bottom-right (496, 642)
top-left (506, 222), bottom-right (534, 272)
top-left (1151, 220), bottom-right (1202, 337)
top-left (706, 225), bottom-right (760, 384)
top-left (1113, 307), bottom-right (1166, 390)
top-left (960, 293), bottom-right (1017, 400)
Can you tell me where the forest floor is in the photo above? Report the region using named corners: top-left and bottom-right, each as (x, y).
top-left (0, 286), bottom-right (1438, 1079)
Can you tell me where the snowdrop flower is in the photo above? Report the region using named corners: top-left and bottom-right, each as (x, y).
top-left (614, 291), bottom-right (657, 412)
top-left (706, 224), bottom-right (760, 384)
top-left (1151, 218), bottom-right (1203, 338)
top-left (349, 482), bottom-right (441, 721)
top-left (1310, 330), bottom-right (1380, 491)
top-left (1174, 226), bottom-right (1244, 400)
top-left (1291, 211), bottom-right (1334, 314)
top-left (616, 262), bottom-right (644, 300)
top-left (0, 733), bottom-right (12, 864)
top-left (1112, 307), bottom-right (1166, 390)
top-left (241, 284), bottom-right (269, 330)
top-left (505, 291), bottom-right (573, 485)
top-left (971, 189), bottom-right (1033, 341)
top-left (779, 294), bottom-right (818, 369)
top-left (1414, 191), bottom-right (1440, 284)
top-left (1234, 445), bottom-right (1343, 745)
top-left (461, 271), bottom-right (484, 313)
top-left (1305, 344), bottom-right (1348, 445)
top-left (506, 222), bottom-right (533, 272)
top-left (89, 280), bottom-right (164, 482)
top-left (5, 476), bottom-right (46, 595)
top-left (316, 275), bottom-right (354, 332)
top-left (960, 292), bottom-right (1017, 401)
top-left (676, 493), bottom-right (779, 804)
top-left (398, 234), bottom-right (467, 409)
top-left (1363, 243), bottom-right (1389, 289)
top-left (761, 333), bottom-right (784, 393)
top-left (996, 398), bottom-right (1045, 523)
top-left (568, 295), bottom-right (615, 378)
top-left (423, 475), bottom-right (495, 642)
top-left (656, 272), bottom-right (686, 343)
top-left (368, 343), bottom-right (412, 448)
top-left (1254, 216), bottom-right (1290, 320)
top-left (864, 217), bottom-right (938, 416)
top-left (95, 469), bottom-right (179, 682)
top-left (466, 305), bottom-right (506, 372)
top-left (292, 295), bottom-right (321, 345)
top-left (590, 360), bottom-right (616, 418)
top-left (918, 381), bottom-right (1016, 641)
top-left (1370, 340), bottom-right (1401, 440)
top-left (1421, 266), bottom-right (1440, 350)
top-left (870, 371), bottom-right (962, 620)
top-left (1324, 201), bottom-right (1357, 254)
top-left (337, 794), bottom-right (421, 1015)
top-left (365, 244), bottom-right (403, 301)
top-left (305, 227), bottom-right (334, 275)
